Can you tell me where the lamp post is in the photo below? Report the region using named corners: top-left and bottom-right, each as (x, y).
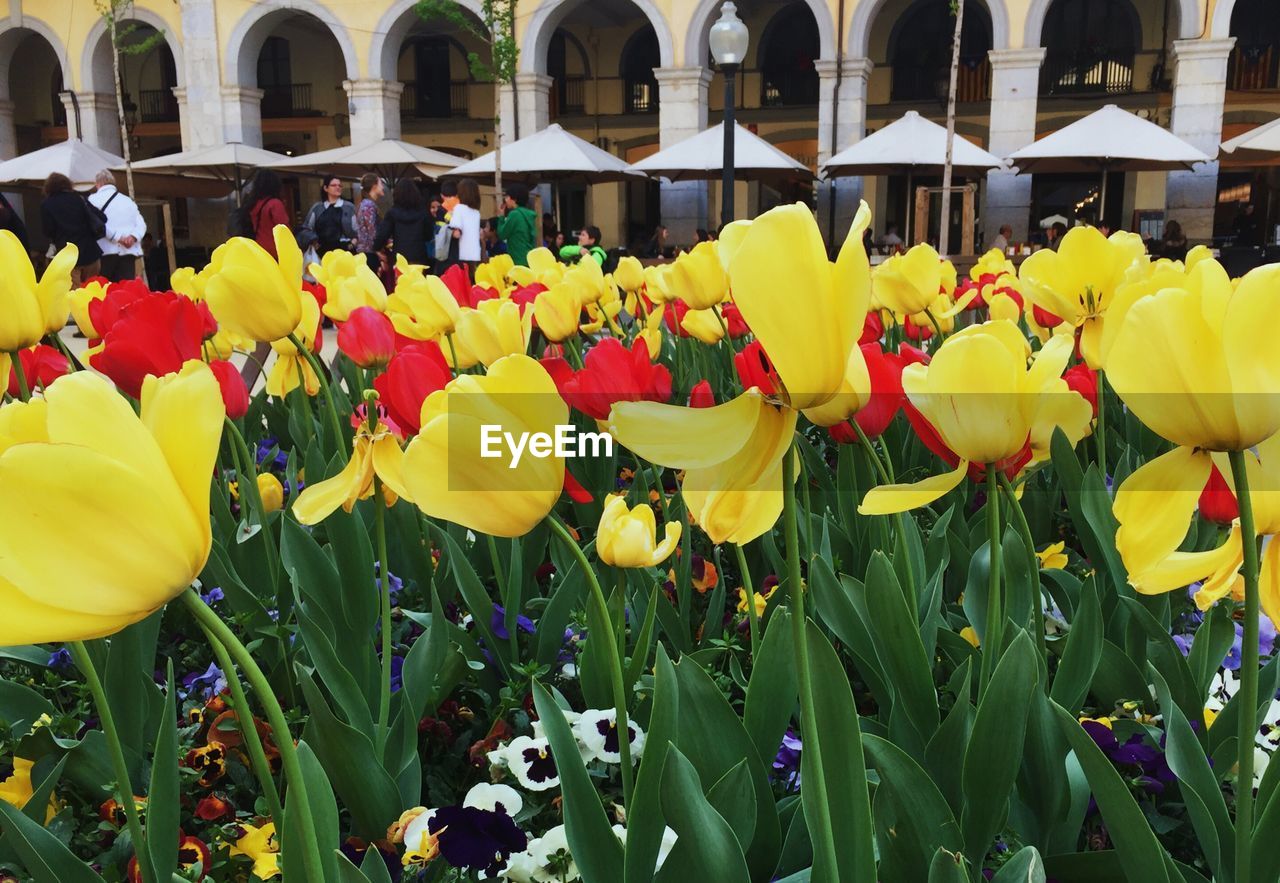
top-left (710, 2), bottom-right (748, 228)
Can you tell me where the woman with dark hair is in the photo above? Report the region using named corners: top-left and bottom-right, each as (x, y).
top-left (447, 177), bottom-right (482, 273)
top-left (248, 168), bottom-right (289, 258)
top-left (374, 178), bottom-right (431, 266)
top-left (1160, 218), bottom-right (1188, 261)
top-left (301, 174), bottom-right (356, 256)
top-left (40, 172), bottom-right (102, 285)
top-left (355, 172), bottom-right (385, 270)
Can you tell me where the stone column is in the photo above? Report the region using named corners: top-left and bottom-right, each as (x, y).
top-left (1167, 38), bottom-right (1235, 242)
top-left (985, 47), bottom-right (1045, 243)
top-left (514, 73), bottom-right (552, 140)
top-left (61, 92), bottom-right (123, 153)
top-left (498, 81), bottom-right (518, 143)
top-left (816, 57), bottom-right (872, 245)
top-left (654, 65), bottom-right (712, 244)
top-left (0, 100), bottom-right (15, 160)
top-left (344, 79), bottom-right (405, 144)
top-left (177, 0), bottom-right (225, 149)
top-left (221, 86), bottom-right (264, 147)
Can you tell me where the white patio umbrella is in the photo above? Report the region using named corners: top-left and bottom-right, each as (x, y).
top-left (1007, 104), bottom-right (1211, 212)
top-left (1220, 117), bottom-right (1280, 162)
top-left (444, 123), bottom-right (643, 184)
top-left (126, 142), bottom-right (294, 204)
top-left (820, 110), bottom-right (1003, 243)
top-left (271, 138), bottom-right (462, 182)
top-left (631, 121), bottom-right (814, 184)
top-left (0, 139), bottom-right (125, 188)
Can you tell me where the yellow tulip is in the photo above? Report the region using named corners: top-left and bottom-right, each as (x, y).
top-left (475, 254), bottom-right (515, 294)
top-left (1017, 226), bottom-right (1146, 368)
top-left (170, 264), bottom-right (214, 302)
top-left (69, 278), bottom-right (110, 338)
top-left (266, 292), bottom-right (321, 398)
top-left (292, 415), bottom-right (412, 524)
top-left (609, 390), bottom-right (798, 544)
top-left (644, 264), bottom-right (676, 304)
top-left (680, 306), bottom-right (725, 345)
top-left (671, 241), bottom-right (728, 310)
top-left (257, 473), bottom-right (284, 513)
top-left (716, 220), bottom-right (752, 270)
top-left (403, 355), bottom-right (567, 537)
top-left (730, 201), bottom-right (872, 412)
top-left (534, 282), bottom-right (582, 343)
top-left (970, 248), bottom-right (1016, 281)
top-left (0, 362), bottom-right (222, 643)
top-left (638, 308), bottom-right (665, 360)
top-left (387, 272), bottom-right (460, 340)
top-left (205, 226), bottom-right (303, 343)
top-left (453, 299), bottom-right (531, 368)
top-left (314, 250), bottom-right (387, 322)
top-left (614, 256), bottom-right (645, 293)
top-left (596, 494), bottom-right (681, 568)
top-left (566, 258), bottom-right (605, 305)
top-left (872, 243), bottom-right (947, 317)
top-left (0, 229), bottom-right (76, 352)
top-left (859, 321), bottom-right (1091, 515)
top-left (1107, 262), bottom-right (1280, 452)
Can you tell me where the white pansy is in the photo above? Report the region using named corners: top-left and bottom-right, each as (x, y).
top-left (527, 825), bottom-right (579, 882)
top-left (465, 782), bottom-right (524, 817)
top-left (612, 823), bottom-right (677, 871)
top-left (490, 735), bottom-right (560, 791)
top-left (574, 708), bottom-right (646, 764)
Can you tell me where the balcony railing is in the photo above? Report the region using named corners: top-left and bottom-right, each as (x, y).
top-left (624, 78), bottom-right (658, 113)
top-left (1229, 43), bottom-right (1279, 90)
top-left (401, 80), bottom-right (472, 118)
top-left (891, 56), bottom-right (992, 102)
top-left (761, 69), bottom-right (820, 107)
top-left (1041, 49), bottom-right (1135, 95)
top-left (139, 88), bottom-right (179, 123)
top-left (261, 83), bottom-right (316, 118)
top-left (552, 76), bottom-right (586, 117)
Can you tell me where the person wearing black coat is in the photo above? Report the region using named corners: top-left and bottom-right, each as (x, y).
top-left (373, 178), bottom-right (431, 266)
top-left (40, 172), bottom-right (103, 284)
top-left (0, 192), bottom-right (29, 252)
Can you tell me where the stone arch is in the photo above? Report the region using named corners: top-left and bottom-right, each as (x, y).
top-left (370, 0), bottom-right (486, 80)
top-left (851, 0), bottom-right (1010, 56)
top-left (81, 7), bottom-right (185, 96)
top-left (1210, 0), bottom-right (1236, 39)
top-left (223, 0), bottom-right (359, 86)
top-left (520, 0), bottom-right (675, 75)
top-left (1023, 0), bottom-right (1199, 45)
top-left (684, 0), bottom-right (836, 67)
top-left (0, 17), bottom-right (72, 99)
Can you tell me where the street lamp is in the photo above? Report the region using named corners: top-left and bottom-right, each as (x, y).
top-left (710, 1), bottom-right (748, 228)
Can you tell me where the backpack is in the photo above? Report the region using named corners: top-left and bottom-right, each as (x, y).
top-left (433, 221), bottom-right (451, 261)
top-left (314, 203), bottom-right (345, 250)
top-left (84, 192), bottom-right (112, 240)
top-left (227, 203), bottom-right (255, 238)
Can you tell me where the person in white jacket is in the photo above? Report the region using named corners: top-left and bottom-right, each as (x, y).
top-left (89, 169), bottom-right (147, 282)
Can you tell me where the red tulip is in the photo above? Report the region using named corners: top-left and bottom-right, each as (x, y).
top-left (853, 343), bottom-right (906, 439)
top-left (734, 340), bottom-right (779, 396)
top-left (540, 354), bottom-right (574, 396)
top-left (688, 380), bottom-right (716, 408)
top-left (560, 337), bottom-right (672, 421)
top-left (1063, 363), bottom-right (1098, 417)
top-left (208, 359), bottom-right (249, 420)
top-left (662, 299), bottom-right (691, 337)
top-left (510, 283), bottom-right (546, 313)
top-left (563, 469), bottom-right (593, 503)
top-left (859, 311), bottom-right (884, 344)
top-left (720, 302), bottom-right (750, 337)
top-left (86, 281), bottom-right (152, 342)
top-left (89, 292), bottom-right (209, 399)
top-left (302, 280), bottom-right (327, 313)
top-left (1033, 305), bottom-right (1064, 328)
top-left (372, 341), bottom-right (452, 436)
top-left (7, 344), bottom-right (69, 396)
top-left (1199, 464), bottom-right (1239, 525)
top-left (337, 306), bottom-right (396, 369)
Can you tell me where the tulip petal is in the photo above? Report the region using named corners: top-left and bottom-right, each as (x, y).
top-left (0, 573), bottom-right (146, 644)
top-left (1114, 446), bottom-right (1213, 589)
top-left (292, 445), bottom-right (369, 525)
top-left (1224, 264), bottom-right (1280, 449)
top-left (371, 433), bottom-right (414, 505)
top-left (35, 244), bottom-right (77, 336)
top-left (1261, 537), bottom-right (1280, 631)
top-left (609, 392), bottom-right (764, 471)
top-left (140, 361), bottom-right (224, 528)
top-left (857, 457), bottom-right (969, 516)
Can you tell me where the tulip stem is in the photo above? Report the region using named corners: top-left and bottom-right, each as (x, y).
top-left (180, 590), bottom-right (327, 883)
top-left (486, 533), bottom-right (519, 663)
top-left (735, 543), bottom-right (761, 660)
top-left (999, 474), bottom-right (1047, 668)
top-left (1229, 448), bottom-right (1260, 883)
top-left (198, 621), bottom-right (286, 830)
top-left (547, 514), bottom-right (634, 808)
top-left (851, 420), bottom-right (916, 604)
top-left (781, 445), bottom-right (841, 880)
top-left (445, 333), bottom-right (461, 377)
top-left (375, 479), bottom-right (394, 757)
top-left (1096, 369), bottom-right (1108, 485)
top-left (288, 332), bottom-right (345, 452)
top-left (924, 308), bottom-right (946, 344)
top-left (69, 641), bottom-right (155, 883)
top-left (223, 419), bottom-right (281, 592)
top-left (9, 352), bottom-right (30, 401)
top-left (980, 466), bottom-right (1003, 696)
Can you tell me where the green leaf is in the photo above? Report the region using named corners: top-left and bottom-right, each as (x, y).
top-left (962, 632), bottom-right (1037, 861)
top-left (805, 618), bottom-right (875, 883)
top-left (399, 586), bottom-right (451, 722)
top-left (657, 747), bottom-right (750, 883)
top-left (531, 680), bottom-right (623, 881)
top-left (19, 755), bottom-right (66, 825)
top-left (0, 679), bottom-right (54, 733)
top-left (743, 608), bottom-right (796, 765)
top-left (0, 798), bottom-right (103, 883)
top-left (927, 847), bottom-right (970, 882)
top-left (624, 646), bottom-right (679, 883)
top-left (283, 740), bottom-right (340, 883)
top-left (864, 734), bottom-right (963, 882)
top-left (705, 760), bottom-right (757, 849)
top-left (1186, 604), bottom-right (1234, 698)
top-left (864, 552), bottom-right (938, 749)
top-left (147, 663), bottom-right (180, 878)
top-left (429, 525), bottom-right (511, 677)
top-left (1118, 597), bottom-right (1201, 725)
top-left (625, 581), bottom-right (662, 692)
top-left (990, 846), bottom-right (1046, 883)
top-left (926, 662), bottom-right (973, 816)
top-left (1049, 576), bottom-right (1102, 715)
top-left (1052, 703), bottom-right (1175, 883)
top-left (808, 562), bottom-right (891, 712)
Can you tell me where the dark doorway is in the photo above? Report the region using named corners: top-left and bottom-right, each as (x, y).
top-left (413, 37), bottom-right (454, 118)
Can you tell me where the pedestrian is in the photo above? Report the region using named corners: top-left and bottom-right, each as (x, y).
top-left (560, 225), bottom-right (606, 266)
top-left (1047, 221), bottom-right (1067, 251)
top-left (497, 183), bottom-right (538, 266)
top-left (1231, 203), bottom-right (1261, 246)
top-left (644, 223), bottom-right (668, 258)
top-left (0, 191), bottom-right (30, 252)
top-left (542, 212), bottom-right (557, 249)
top-left (40, 172), bottom-right (102, 286)
top-left (989, 223), bottom-right (1012, 253)
top-left (1160, 219), bottom-right (1188, 261)
top-left (301, 174), bottom-right (356, 257)
top-left (374, 178), bottom-right (431, 266)
top-left (355, 172), bottom-right (385, 272)
top-left (88, 169), bottom-right (146, 282)
top-left (879, 223), bottom-right (904, 252)
top-left (446, 177), bottom-right (483, 276)
top-left (247, 169), bottom-right (289, 257)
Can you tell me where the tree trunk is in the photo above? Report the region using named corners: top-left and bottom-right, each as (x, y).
top-left (494, 73), bottom-right (503, 216)
top-left (108, 12), bottom-right (136, 200)
top-left (938, 0), bottom-right (965, 257)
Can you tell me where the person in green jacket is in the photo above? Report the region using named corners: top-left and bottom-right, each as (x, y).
top-left (559, 225), bottom-right (607, 266)
top-left (497, 184), bottom-right (538, 266)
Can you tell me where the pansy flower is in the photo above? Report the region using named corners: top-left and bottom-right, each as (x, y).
top-left (574, 708), bottom-right (646, 764)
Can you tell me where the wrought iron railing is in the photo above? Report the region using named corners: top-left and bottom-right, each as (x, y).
top-left (139, 89), bottom-right (179, 123)
top-left (891, 56), bottom-right (992, 102)
top-left (261, 83), bottom-right (314, 118)
top-left (401, 81), bottom-right (472, 118)
top-left (761, 69), bottom-right (820, 106)
top-left (625, 77), bottom-right (658, 113)
top-left (1041, 49), bottom-right (1135, 95)
top-left (1229, 43), bottom-right (1279, 90)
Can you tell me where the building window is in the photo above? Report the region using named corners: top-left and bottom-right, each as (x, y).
top-left (620, 28), bottom-right (660, 114)
top-left (889, 0), bottom-right (992, 103)
top-left (1040, 0), bottom-right (1139, 96)
top-left (759, 5), bottom-right (820, 107)
top-left (1228, 0), bottom-right (1280, 90)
